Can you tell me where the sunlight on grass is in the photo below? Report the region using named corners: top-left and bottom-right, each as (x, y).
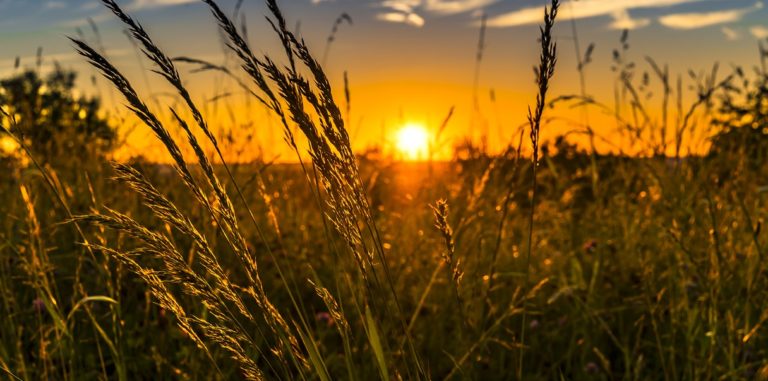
top-left (0, 136), bottom-right (18, 155)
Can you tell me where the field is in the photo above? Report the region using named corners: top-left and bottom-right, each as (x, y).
top-left (2, 0), bottom-right (768, 380)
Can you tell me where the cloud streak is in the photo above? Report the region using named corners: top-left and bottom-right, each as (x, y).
top-left (377, 11), bottom-right (425, 27)
top-left (751, 25), bottom-right (768, 38)
top-left (376, 0), bottom-right (498, 27)
top-left (45, 1), bottom-right (66, 10)
top-left (721, 26), bottom-right (740, 40)
top-left (129, 0), bottom-right (196, 10)
top-left (422, 0), bottom-right (498, 15)
top-left (659, 3), bottom-right (762, 30)
top-left (59, 0), bottom-right (197, 28)
top-left (609, 9), bottom-right (651, 30)
top-left (486, 0), bottom-right (707, 28)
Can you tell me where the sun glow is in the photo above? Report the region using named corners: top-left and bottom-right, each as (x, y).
top-left (395, 122), bottom-right (430, 161)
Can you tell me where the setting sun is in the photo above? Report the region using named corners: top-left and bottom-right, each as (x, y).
top-left (396, 123), bottom-right (430, 161)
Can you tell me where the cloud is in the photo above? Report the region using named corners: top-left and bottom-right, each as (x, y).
top-left (486, 0), bottom-right (707, 28)
top-left (377, 11), bottom-right (425, 27)
top-left (128, 0), bottom-right (196, 11)
top-left (45, 1), bottom-right (66, 10)
top-left (609, 9), bottom-right (651, 30)
top-left (376, 0), bottom-right (496, 27)
top-left (422, 0), bottom-right (498, 15)
top-left (722, 26), bottom-right (740, 40)
top-left (60, 0), bottom-right (196, 27)
top-left (658, 3), bottom-right (761, 30)
top-left (751, 25), bottom-right (768, 38)
top-left (381, 0), bottom-right (420, 13)
top-left (376, 0), bottom-right (423, 27)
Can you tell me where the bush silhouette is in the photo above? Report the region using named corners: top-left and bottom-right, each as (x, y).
top-left (710, 68), bottom-right (768, 171)
top-left (0, 66), bottom-right (115, 166)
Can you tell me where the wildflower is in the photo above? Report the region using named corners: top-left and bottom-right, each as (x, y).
top-left (529, 319), bottom-right (540, 330)
top-left (32, 298), bottom-right (45, 313)
top-left (584, 362), bottom-right (600, 374)
top-left (582, 239), bottom-right (598, 253)
top-left (315, 312), bottom-right (334, 328)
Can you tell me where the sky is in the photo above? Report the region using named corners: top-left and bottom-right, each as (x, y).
top-left (1, 0), bottom-right (768, 160)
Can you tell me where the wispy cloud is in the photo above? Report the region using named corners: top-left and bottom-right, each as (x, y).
top-left (659, 3), bottom-right (762, 30)
top-left (722, 26), bottom-right (740, 40)
top-left (60, 0), bottom-right (196, 28)
top-left (376, 0), bottom-right (497, 27)
top-left (609, 9), bottom-right (651, 30)
top-left (377, 11), bottom-right (425, 27)
top-left (423, 0), bottom-right (498, 15)
top-left (486, 0), bottom-right (707, 28)
top-left (129, 0), bottom-right (196, 10)
top-left (381, 0), bottom-right (420, 13)
top-left (45, 1), bottom-right (66, 10)
top-left (750, 25), bottom-right (768, 38)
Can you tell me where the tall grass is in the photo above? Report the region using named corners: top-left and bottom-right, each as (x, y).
top-left (520, 0), bottom-right (559, 378)
top-left (65, 0), bottom-right (436, 378)
top-left (3, 0), bottom-right (768, 379)
top-left (1, 98), bottom-right (126, 380)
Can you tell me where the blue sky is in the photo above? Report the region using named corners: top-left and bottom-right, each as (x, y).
top-left (2, 0), bottom-right (766, 82)
top-left (1, 0), bottom-right (764, 31)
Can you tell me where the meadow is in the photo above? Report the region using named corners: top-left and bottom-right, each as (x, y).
top-left (2, 0), bottom-right (768, 379)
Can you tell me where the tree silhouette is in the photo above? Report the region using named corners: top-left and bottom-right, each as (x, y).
top-left (0, 66), bottom-right (116, 166)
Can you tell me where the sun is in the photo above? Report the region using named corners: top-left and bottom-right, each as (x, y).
top-left (396, 122), bottom-right (430, 161)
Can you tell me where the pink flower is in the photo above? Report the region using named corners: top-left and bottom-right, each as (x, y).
top-left (584, 362), bottom-right (600, 374)
top-left (32, 298), bottom-right (45, 313)
top-left (315, 312), bottom-right (334, 327)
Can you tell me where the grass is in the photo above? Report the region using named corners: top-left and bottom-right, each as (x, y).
top-left (2, 0), bottom-right (768, 379)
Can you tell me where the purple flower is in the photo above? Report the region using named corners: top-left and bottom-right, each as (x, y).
top-left (32, 298), bottom-right (45, 313)
top-left (584, 362), bottom-right (600, 374)
top-left (315, 312), bottom-right (334, 327)
top-left (529, 319), bottom-right (540, 330)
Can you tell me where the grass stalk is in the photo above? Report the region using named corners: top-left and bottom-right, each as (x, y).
top-left (519, 1), bottom-right (559, 378)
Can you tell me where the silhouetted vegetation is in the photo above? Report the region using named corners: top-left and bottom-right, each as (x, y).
top-left (0, 67), bottom-right (115, 167)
